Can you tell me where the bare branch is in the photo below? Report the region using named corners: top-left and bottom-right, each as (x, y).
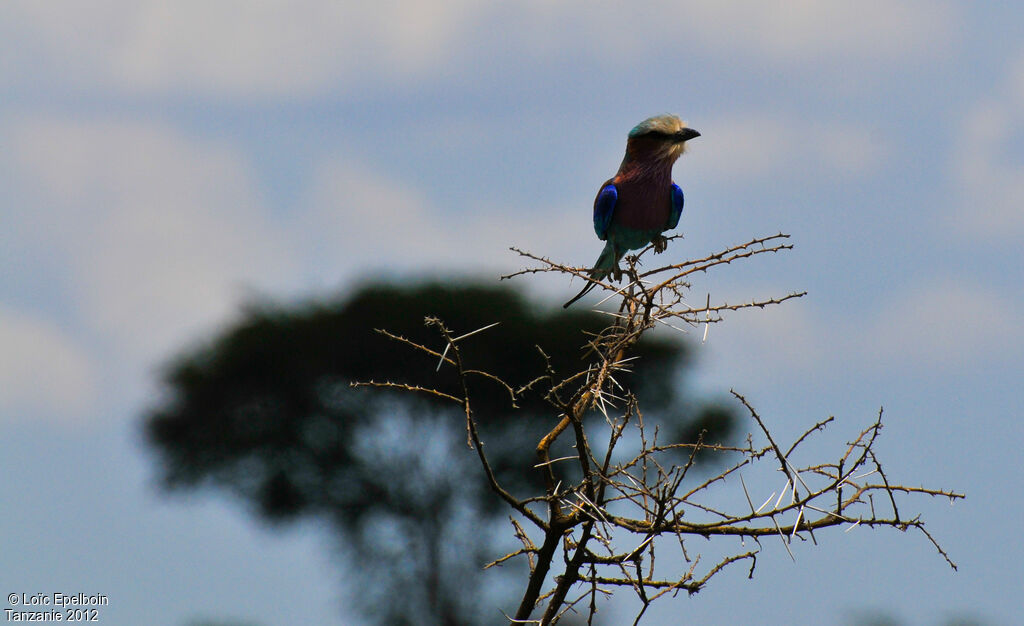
top-left (358, 233), bottom-right (962, 625)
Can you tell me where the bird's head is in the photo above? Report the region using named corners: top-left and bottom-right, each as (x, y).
top-left (625, 114), bottom-right (700, 164)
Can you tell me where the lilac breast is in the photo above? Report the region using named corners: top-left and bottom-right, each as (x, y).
top-left (611, 174), bottom-right (672, 232)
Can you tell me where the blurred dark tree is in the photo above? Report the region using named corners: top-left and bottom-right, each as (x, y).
top-left (144, 281), bottom-right (735, 625)
top-left (846, 613), bottom-right (990, 626)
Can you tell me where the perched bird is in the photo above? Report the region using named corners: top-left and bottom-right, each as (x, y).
top-left (563, 115), bottom-right (700, 308)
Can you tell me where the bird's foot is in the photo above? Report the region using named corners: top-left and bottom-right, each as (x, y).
top-left (611, 265), bottom-right (624, 282)
top-left (652, 235), bottom-right (668, 253)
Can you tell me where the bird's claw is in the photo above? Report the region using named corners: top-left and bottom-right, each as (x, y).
top-left (652, 235), bottom-right (668, 254)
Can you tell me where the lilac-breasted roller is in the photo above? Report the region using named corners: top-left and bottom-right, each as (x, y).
top-left (563, 114), bottom-right (700, 308)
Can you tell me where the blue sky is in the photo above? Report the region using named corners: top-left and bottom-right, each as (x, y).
top-left (1, 2), bottom-right (1021, 624)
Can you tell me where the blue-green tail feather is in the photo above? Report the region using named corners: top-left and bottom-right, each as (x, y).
top-left (563, 243), bottom-right (622, 308)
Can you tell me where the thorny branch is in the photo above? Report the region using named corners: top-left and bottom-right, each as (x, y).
top-left (355, 233), bottom-right (963, 625)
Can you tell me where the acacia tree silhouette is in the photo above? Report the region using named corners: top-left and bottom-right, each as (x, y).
top-left (144, 281), bottom-right (733, 625)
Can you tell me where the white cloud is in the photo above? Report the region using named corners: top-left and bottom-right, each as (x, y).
top-left (8, 115), bottom-right (295, 361)
top-left (709, 296), bottom-right (824, 368)
top-left (864, 280), bottom-right (1022, 366)
top-left (492, 1), bottom-right (956, 70)
top-left (0, 307), bottom-right (96, 419)
top-left (701, 278), bottom-right (1022, 386)
top-left (112, 1), bottom-right (483, 96)
top-left (691, 114), bottom-right (889, 183)
top-left (2, 112), bottom-right (591, 409)
top-left (1, 0), bottom-right (957, 98)
top-left (2, 0), bottom-right (482, 97)
top-left (684, 1), bottom-right (957, 63)
top-left (298, 155), bottom-right (583, 283)
top-left (950, 52), bottom-right (1024, 238)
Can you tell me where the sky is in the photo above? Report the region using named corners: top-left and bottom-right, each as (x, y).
top-left (1, 1), bottom-right (1021, 624)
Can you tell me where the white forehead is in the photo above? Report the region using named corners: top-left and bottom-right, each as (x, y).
top-left (628, 115), bottom-right (684, 137)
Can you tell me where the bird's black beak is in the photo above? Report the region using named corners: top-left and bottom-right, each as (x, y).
top-left (676, 128), bottom-right (700, 142)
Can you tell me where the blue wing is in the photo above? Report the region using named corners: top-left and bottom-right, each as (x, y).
top-left (593, 183), bottom-right (617, 240)
top-left (667, 182), bottom-right (684, 230)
